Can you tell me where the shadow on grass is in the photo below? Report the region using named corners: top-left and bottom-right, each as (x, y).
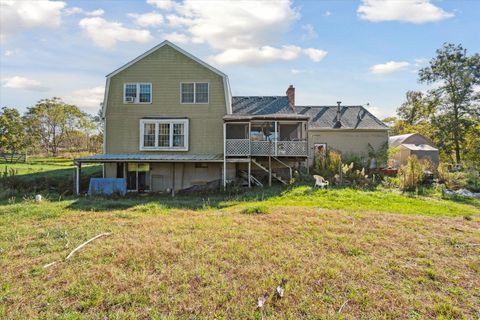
top-left (66, 186), bottom-right (285, 212)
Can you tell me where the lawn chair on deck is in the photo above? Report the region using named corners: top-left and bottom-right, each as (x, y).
top-left (313, 175), bottom-right (329, 189)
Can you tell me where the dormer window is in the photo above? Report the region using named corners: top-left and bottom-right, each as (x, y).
top-left (124, 83), bottom-right (152, 103)
top-left (181, 82), bottom-right (209, 104)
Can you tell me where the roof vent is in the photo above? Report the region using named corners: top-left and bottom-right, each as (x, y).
top-left (333, 101), bottom-right (342, 128)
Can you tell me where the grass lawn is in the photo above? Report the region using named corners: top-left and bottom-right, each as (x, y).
top-left (1, 187), bottom-right (479, 319)
top-left (1, 157), bottom-right (479, 318)
top-left (0, 157), bottom-right (101, 195)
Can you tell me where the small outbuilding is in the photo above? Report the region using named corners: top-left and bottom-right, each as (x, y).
top-left (389, 133), bottom-right (439, 167)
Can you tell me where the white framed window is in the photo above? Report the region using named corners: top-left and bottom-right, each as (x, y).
top-left (140, 119), bottom-right (189, 151)
top-left (180, 82), bottom-right (209, 104)
top-left (124, 83), bottom-right (152, 103)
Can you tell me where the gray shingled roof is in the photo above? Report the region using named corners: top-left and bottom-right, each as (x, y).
top-left (297, 106), bottom-right (388, 129)
top-left (232, 96), bottom-right (388, 129)
top-left (232, 96), bottom-right (295, 115)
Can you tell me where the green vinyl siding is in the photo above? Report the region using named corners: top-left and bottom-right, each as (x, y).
top-left (105, 45), bottom-right (227, 155)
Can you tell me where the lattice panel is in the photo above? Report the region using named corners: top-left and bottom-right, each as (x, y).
top-left (277, 141), bottom-right (308, 156)
top-left (251, 141), bottom-right (275, 156)
top-left (226, 139), bottom-right (250, 155)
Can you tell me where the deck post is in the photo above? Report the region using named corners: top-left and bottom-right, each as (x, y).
top-left (223, 122), bottom-right (227, 190)
top-left (75, 163), bottom-right (81, 196)
top-left (274, 121), bottom-right (278, 156)
top-left (172, 162), bottom-right (176, 197)
top-left (268, 155), bottom-right (272, 187)
top-left (248, 158), bottom-right (251, 188)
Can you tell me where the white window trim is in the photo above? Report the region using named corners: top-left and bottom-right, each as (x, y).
top-left (123, 83), bottom-right (152, 104)
top-left (180, 82), bottom-right (209, 104)
top-left (140, 119), bottom-right (189, 151)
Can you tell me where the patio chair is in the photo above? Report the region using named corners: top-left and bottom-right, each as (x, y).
top-left (313, 175), bottom-right (329, 189)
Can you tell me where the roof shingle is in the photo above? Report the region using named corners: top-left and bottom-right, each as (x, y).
top-left (232, 96), bottom-right (388, 130)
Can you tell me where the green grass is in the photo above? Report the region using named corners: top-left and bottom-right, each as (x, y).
top-left (0, 197), bottom-right (479, 319)
top-left (0, 157), bottom-right (479, 318)
top-left (1, 157), bottom-right (101, 180)
top-left (0, 157), bottom-right (101, 196)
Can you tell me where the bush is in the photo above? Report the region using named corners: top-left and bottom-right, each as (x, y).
top-left (241, 205), bottom-right (269, 215)
top-left (398, 156), bottom-right (424, 191)
top-left (438, 162), bottom-right (480, 191)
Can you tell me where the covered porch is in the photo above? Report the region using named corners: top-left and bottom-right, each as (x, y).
top-left (223, 114), bottom-right (309, 157)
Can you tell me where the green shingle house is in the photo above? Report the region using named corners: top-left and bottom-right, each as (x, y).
top-left (75, 41), bottom-right (388, 194)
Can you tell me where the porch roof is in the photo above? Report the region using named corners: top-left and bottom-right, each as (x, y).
top-left (75, 153), bottom-right (224, 163)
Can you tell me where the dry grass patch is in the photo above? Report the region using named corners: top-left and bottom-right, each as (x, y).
top-left (1, 201), bottom-right (479, 319)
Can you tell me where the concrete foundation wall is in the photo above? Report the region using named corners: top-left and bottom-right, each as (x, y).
top-left (104, 162), bottom-right (223, 191)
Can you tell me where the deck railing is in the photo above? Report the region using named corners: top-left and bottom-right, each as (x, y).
top-left (225, 139), bottom-right (308, 157)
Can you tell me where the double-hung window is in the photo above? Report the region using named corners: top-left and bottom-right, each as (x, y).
top-left (181, 82), bottom-right (209, 104)
top-left (124, 83), bottom-right (152, 103)
top-left (140, 119), bottom-right (189, 151)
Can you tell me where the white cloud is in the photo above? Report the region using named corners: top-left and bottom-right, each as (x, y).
top-left (0, 0), bottom-right (66, 41)
top-left (370, 61), bottom-right (410, 74)
top-left (162, 32), bottom-right (190, 43)
top-left (166, 14), bottom-right (192, 27)
top-left (64, 7), bottom-right (83, 15)
top-left (64, 7), bottom-right (104, 16)
top-left (303, 48), bottom-right (327, 62)
top-left (290, 69), bottom-right (312, 75)
top-left (171, 0), bottom-right (299, 50)
top-left (79, 17), bottom-right (153, 48)
top-left (357, 0), bottom-right (454, 24)
top-left (4, 50), bottom-right (14, 57)
top-left (63, 7), bottom-right (105, 17)
top-left (63, 86), bottom-right (105, 111)
top-left (209, 45), bottom-right (302, 65)
top-left (2, 76), bottom-right (49, 91)
top-left (324, 11), bottom-right (332, 17)
top-left (161, 0), bottom-right (327, 65)
top-left (86, 9), bottom-right (104, 17)
top-left (147, 0), bottom-right (176, 10)
top-left (128, 11), bottom-right (164, 27)
top-left (301, 24), bottom-right (317, 41)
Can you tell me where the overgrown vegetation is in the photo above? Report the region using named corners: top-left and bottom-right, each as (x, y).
top-left (0, 193), bottom-right (478, 319)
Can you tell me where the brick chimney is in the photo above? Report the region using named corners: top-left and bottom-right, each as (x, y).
top-left (286, 85), bottom-right (295, 111)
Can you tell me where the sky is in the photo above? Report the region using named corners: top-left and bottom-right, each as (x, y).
top-left (1, 0), bottom-right (479, 119)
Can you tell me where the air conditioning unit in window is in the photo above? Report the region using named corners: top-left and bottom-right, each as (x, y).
top-left (125, 96), bottom-right (135, 103)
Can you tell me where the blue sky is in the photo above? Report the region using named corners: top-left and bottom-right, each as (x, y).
top-left (1, 0), bottom-right (479, 118)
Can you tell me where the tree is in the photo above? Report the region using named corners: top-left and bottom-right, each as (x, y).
top-left (418, 43), bottom-right (480, 163)
top-left (0, 107), bottom-right (27, 160)
top-left (383, 91), bottom-right (438, 142)
top-left (24, 98), bottom-right (89, 156)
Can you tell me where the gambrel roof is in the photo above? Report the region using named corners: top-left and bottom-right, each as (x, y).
top-left (102, 40), bottom-right (232, 116)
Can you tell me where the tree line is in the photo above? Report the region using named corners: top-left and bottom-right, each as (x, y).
top-left (0, 98), bottom-right (102, 159)
top-left (385, 43), bottom-right (480, 166)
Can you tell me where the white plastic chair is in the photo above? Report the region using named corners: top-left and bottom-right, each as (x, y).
top-left (313, 175), bottom-right (329, 188)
